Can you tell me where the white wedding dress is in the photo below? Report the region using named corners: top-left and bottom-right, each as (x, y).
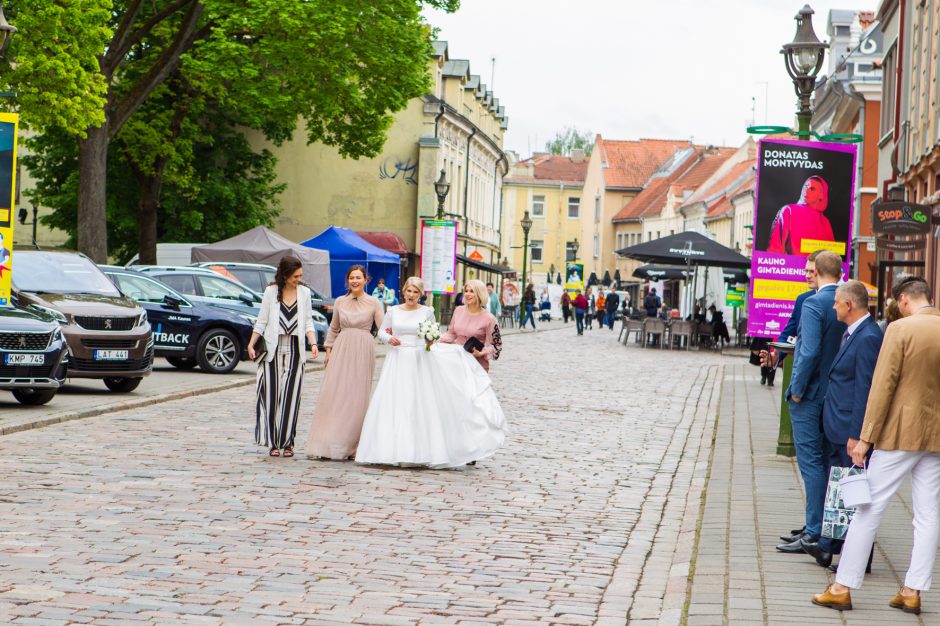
top-left (355, 305), bottom-right (506, 468)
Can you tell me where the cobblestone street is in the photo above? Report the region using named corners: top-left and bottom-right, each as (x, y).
top-left (0, 325), bottom-right (725, 625)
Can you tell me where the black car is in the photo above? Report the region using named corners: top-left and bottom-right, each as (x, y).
top-left (0, 301), bottom-right (69, 405)
top-left (102, 268), bottom-right (254, 374)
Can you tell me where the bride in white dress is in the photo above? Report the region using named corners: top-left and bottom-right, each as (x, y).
top-left (355, 276), bottom-right (506, 468)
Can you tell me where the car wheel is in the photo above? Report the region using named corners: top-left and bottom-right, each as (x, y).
top-left (196, 328), bottom-right (240, 374)
top-left (11, 388), bottom-right (57, 405)
top-left (103, 377), bottom-right (143, 393)
top-left (166, 356), bottom-right (198, 370)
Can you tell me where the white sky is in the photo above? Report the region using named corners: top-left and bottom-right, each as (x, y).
top-left (423, 0), bottom-right (879, 155)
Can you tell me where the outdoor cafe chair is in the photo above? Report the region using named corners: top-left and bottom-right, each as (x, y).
top-left (642, 318), bottom-right (666, 349)
top-left (500, 306), bottom-right (517, 329)
top-left (667, 320), bottom-right (693, 350)
top-left (620, 318), bottom-right (645, 345)
top-left (696, 321), bottom-right (716, 350)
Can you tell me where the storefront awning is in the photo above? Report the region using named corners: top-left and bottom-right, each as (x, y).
top-left (355, 231), bottom-right (410, 256)
top-left (457, 254), bottom-right (514, 275)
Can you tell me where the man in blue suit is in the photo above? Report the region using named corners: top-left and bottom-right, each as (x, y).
top-left (801, 280), bottom-right (883, 567)
top-left (775, 251), bottom-right (846, 554)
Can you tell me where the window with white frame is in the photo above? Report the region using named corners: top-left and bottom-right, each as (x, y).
top-left (568, 197), bottom-right (580, 218)
top-left (531, 195), bottom-right (545, 217)
top-left (530, 240), bottom-right (544, 263)
top-left (617, 234), bottom-right (623, 249)
top-left (593, 234), bottom-right (599, 258)
top-left (594, 196), bottom-right (601, 222)
top-left (566, 241), bottom-right (578, 262)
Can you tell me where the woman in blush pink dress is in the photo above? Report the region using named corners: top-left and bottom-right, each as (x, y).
top-left (440, 280), bottom-right (500, 372)
top-left (305, 265), bottom-right (384, 460)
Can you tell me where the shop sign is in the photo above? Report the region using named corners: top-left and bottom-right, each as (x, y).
top-left (871, 201), bottom-right (930, 235)
top-left (875, 236), bottom-right (926, 252)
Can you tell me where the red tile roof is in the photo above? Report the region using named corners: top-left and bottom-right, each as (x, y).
top-left (612, 147), bottom-right (737, 221)
top-left (598, 136), bottom-right (694, 188)
top-left (506, 154), bottom-right (588, 184)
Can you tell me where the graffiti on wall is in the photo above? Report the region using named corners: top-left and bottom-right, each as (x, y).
top-left (379, 156), bottom-right (417, 185)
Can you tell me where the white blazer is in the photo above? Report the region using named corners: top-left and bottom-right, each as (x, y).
top-left (253, 284), bottom-right (316, 362)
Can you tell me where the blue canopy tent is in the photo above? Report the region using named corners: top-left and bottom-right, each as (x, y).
top-left (300, 226), bottom-right (401, 298)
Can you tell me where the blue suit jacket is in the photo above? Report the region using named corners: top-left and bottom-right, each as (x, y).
top-left (778, 289), bottom-right (815, 342)
top-left (822, 317), bottom-right (883, 444)
top-left (787, 284), bottom-right (846, 402)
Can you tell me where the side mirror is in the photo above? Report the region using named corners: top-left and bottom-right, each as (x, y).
top-left (238, 293), bottom-right (255, 306)
top-left (163, 294), bottom-right (183, 308)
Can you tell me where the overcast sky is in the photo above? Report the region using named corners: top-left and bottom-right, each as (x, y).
top-left (424, 0), bottom-right (878, 156)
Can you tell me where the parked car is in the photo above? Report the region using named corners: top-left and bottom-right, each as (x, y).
top-left (12, 250), bottom-right (153, 392)
top-left (101, 267), bottom-right (254, 373)
top-left (137, 266), bottom-right (328, 348)
top-left (192, 261), bottom-right (335, 321)
top-left (0, 301), bottom-right (69, 405)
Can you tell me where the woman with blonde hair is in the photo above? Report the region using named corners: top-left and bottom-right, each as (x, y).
top-left (356, 277), bottom-right (506, 468)
top-left (305, 265), bottom-right (384, 460)
top-left (440, 280), bottom-right (500, 372)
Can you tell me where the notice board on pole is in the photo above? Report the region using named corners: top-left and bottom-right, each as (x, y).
top-left (0, 112), bottom-right (19, 307)
top-left (420, 219), bottom-right (458, 294)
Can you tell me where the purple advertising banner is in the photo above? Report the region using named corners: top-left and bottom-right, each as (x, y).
top-left (747, 139), bottom-right (857, 339)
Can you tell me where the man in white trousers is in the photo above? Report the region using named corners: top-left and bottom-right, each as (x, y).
top-left (813, 276), bottom-right (940, 614)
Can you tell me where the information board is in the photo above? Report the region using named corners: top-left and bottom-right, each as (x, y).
top-left (420, 219), bottom-right (458, 295)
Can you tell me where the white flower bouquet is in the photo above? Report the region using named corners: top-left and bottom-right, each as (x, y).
top-left (416, 320), bottom-right (442, 351)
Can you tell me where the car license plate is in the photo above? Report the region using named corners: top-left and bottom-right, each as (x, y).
top-left (4, 353), bottom-right (44, 365)
top-left (94, 350), bottom-right (129, 361)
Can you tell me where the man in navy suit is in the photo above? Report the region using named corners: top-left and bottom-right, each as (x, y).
top-left (775, 251), bottom-right (847, 554)
top-left (800, 280), bottom-right (883, 567)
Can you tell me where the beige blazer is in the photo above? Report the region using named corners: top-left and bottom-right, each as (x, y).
top-left (252, 284), bottom-right (315, 363)
top-left (860, 307), bottom-right (940, 451)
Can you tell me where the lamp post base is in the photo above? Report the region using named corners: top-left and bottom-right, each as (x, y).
top-left (776, 357), bottom-right (796, 457)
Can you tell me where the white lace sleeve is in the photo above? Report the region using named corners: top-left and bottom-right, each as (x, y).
top-left (377, 307), bottom-right (394, 344)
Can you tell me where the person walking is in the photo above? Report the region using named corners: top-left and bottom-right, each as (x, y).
top-left (355, 277), bottom-right (506, 468)
top-left (595, 290), bottom-right (607, 328)
top-left (485, 282), bottom-right (501, 317)
top-left (799, 280), bottom-right (882, 569)
top-left (305, 265), bottom-right (385, 460)
top-left (644, 288), bottom-right (661, 317)
top-left (774, 251), bottom-right (846, 556)
top-left (372, 278), bottom-right (395, 311)
top-left (813, 277), bottom-right (940, 614)
top-left (572, 289), bottom-right (588, 335)
top-left (748, 337), bottom-right (776, 386)
top-left (605, 290), bottom-right (620, 330)
top-left (248, 256), bottom-right (319, 458)
top-left (441, 280), bottom-right (501, 373)
top-left (560, 290), bottom-right (572, 323)
top-left (585, 286), bottom-right (595, 330)
top-left (520, 284), bottom-right (536, 330)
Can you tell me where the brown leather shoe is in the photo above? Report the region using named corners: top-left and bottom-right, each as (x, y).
top-left (812, 585), bottom-right (852, 611)
top-left (889, 590), bottom-right (921, 615)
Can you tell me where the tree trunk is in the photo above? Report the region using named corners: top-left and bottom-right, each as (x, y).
top-left (137, 175), bottom-right (162, 265)
top-left (77, 123), bottom-right (110, 262)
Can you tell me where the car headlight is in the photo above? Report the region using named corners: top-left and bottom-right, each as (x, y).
top-left (238, 313), bottom-right (258, 324)
top-left (31, 304), bottom-right (68, 325)
top-left (312, 310), bottom-right (327, 324)
top-left (52, 326), bottom-right (64, 342)
top-left (137, 310), bottom-right (148, 327)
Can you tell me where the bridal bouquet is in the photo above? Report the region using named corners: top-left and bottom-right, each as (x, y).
top-left (416, 320), bottom-right (442, 351)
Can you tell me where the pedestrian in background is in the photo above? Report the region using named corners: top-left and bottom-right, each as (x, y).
top-left (748, 337), bottom-right (775, 386)
top-left (813, 276), bottom-right (940, 614)
top-left (572, 289), bottom-right (588, 335)
top-left (560, 290), bottom-right (572, 323)
top-left (248, 256), bottom-right (319, 458)
top-left (604, 289), bottom-right (620, 330)
top-left (485, 282), bottom-right (501, 317)
top-left (520, 284), bottom-right (536, 330)
top-left (595, 289), bottom-right (607, 328)
top-left (585, 286), bottom-right (595, 330)
top-left (644, 288), bottom-right (661, 317)
top-left (372, 278), bottom-right (395, 311)
top-left (305, 265), bottom-right (384, 460)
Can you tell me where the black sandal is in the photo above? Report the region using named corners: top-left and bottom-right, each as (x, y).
top-left (269, 449), bottom-right (280, 457)
top-left (283, 448), bottom-right (294, 457)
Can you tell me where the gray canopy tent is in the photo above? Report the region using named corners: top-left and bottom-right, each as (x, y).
top-left (190, 226), bottom-right (332, 296)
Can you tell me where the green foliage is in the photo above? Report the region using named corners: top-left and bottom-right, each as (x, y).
top-left (545, 127), bottom-right (595, 157)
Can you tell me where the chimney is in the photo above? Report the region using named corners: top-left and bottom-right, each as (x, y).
top-left (571, 148), bottom-right (585, 163)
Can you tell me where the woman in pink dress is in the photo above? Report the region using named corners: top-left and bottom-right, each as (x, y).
top-left (305, 265), bottom-right (384, 460)
top-left (440, 280), bottom-right (500, 372)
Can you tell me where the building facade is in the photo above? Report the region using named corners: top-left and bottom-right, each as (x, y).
top-left (501, 152), bottom-right (588, 286)
top-left (247, 41), bottom-right (509, 291)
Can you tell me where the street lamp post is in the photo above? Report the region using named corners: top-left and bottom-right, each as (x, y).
top-left (781, 5), bottom-right (828, 141)
top-left (432, 169), bottom-right (451, 321)
top-left (774, 4), bottom-right (827, 457)
top-left (519, 210), bottom-right (533, 325)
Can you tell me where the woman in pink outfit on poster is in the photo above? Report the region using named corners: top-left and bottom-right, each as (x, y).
top-left (767, 175), bottom-right (835, 256)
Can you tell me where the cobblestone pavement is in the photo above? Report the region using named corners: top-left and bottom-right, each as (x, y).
top-left (0, 323), bottom-right (726, 625)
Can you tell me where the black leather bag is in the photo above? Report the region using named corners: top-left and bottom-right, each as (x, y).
top-left (463, 336), bottom-right (484, 353)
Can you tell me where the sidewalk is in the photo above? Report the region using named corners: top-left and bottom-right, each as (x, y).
top-left (684, 361), bottom-right (931, 625)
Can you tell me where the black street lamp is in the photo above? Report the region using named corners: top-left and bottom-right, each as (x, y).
top-left (434, 169), bottom-right (450, 219)
top-left (0, 2), bottom-right (15, 57)
top-left (519, 210), bottom-right (533, 324)
top-left (781, 4), bottom-right (828, 140)
top-left (570, 237), bottom-right (580, 261)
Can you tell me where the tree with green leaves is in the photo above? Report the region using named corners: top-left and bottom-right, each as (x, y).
top-left (13, 0), bottom-right (459, 262)
top-left (545, 126), bottom-right (594, 157)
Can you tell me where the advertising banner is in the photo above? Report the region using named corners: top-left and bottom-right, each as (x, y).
top-left (564, 261), bottom-right (584, 294)
top-left (747, 138), bottom-right (857, 338)
top-left (0, 112), bottom-right (18, 307)
top-left (420, 219), bottom-right (458, 295)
